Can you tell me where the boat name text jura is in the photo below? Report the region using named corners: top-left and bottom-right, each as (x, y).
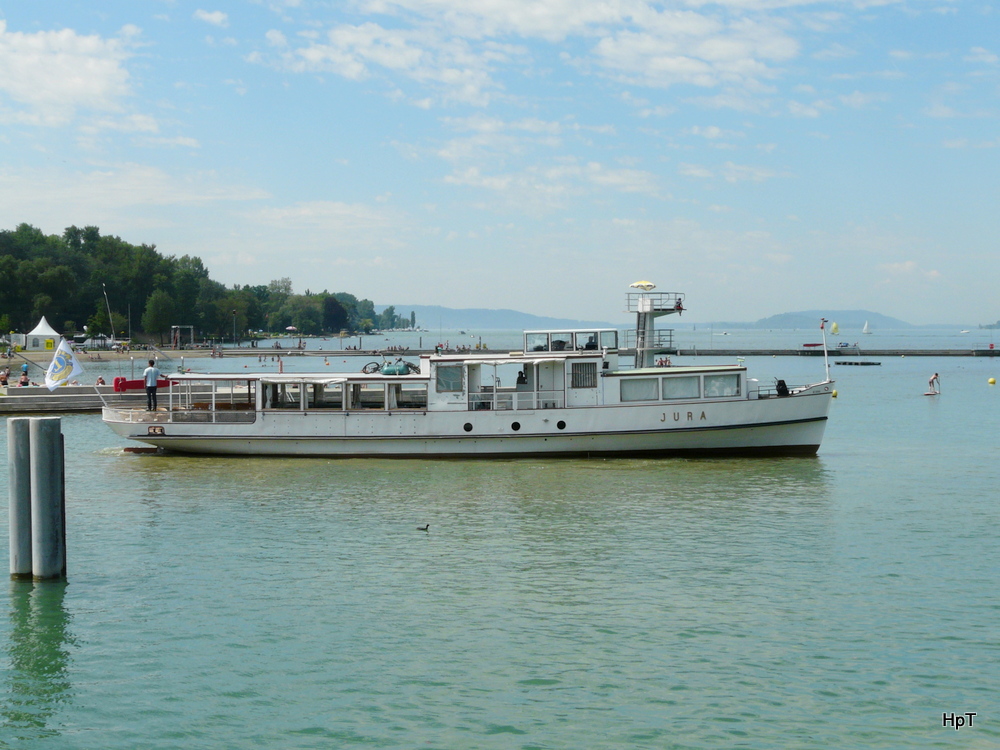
top-left (103, 286), bottom-right (835, 457)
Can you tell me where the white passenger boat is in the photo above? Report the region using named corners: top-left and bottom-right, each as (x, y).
top-left (103, 287), bottom-right (835, 457)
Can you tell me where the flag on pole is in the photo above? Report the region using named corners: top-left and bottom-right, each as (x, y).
top-left (45, 338), bottom-right (84, 391)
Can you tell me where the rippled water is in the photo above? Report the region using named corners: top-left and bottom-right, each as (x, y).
top-left (2, 354), bottom-right (998, 748)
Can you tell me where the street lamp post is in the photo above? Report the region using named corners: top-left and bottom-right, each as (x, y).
top-left (232, 310), bottom-right (237, 348)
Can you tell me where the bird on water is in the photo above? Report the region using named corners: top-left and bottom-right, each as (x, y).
top-left (417, 524), bottom-right (429, 532)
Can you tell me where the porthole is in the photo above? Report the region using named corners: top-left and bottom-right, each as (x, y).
top-left (557, 421), bottom-right (566, 430)
top-left (463, 423), bottom-right (473, 432)
top-left (511, 422), bottom-right (521, 431)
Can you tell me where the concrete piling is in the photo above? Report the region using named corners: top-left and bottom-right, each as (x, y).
top-left (7, 417), bottom-right (66, 580)
top-left (8, 418), bottom-right (32, 578)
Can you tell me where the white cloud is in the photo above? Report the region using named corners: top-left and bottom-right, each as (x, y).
top-left (719, 161), bottom-right (781, 183)
top-left (262, 22), bottom-right (512, 105)
top-left (0, 162), bottom-right (268, 237)
top-left (839, 90), bottom-right (888, 108)
top-left (266, 29), bottom-right (288, 47)
top-left (813, 43), bottom-right (856, 60)
top-left (924, 103), bottom-right (958, 118)
top-left (194, 10), bottom-right (229, 28)
top-left (0, 21), bottom-right (134, 126)
top-left (82, 113), bottom-right (160, 134)
top-left (257, 2), bottom-right (803, 108)
top-left (788, 100), bottom-right (823, 117)
top-left (136, 136), bottom-right (202, 148)
top-left (584, 162), bottom-right (659, 193)
top-left (943, 137), bottom-right (999, 149)
top-left (684, 125), bottom-right (744, 139)
top-left (878, 260), bottom-right (940, 280)
top-left (964, 46), bottom-right (998, 64)
top-left (678, 163), bottom-right (714, 179)
top-left (254, 200), bottom-right (393, 230)
top-left (677, 160), bottom-right (782, 183)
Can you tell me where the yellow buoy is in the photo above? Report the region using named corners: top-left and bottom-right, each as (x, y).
top-left (832, 390), bottom-right (838, 398)
top-left (989, 378), bottom-right (996, 385)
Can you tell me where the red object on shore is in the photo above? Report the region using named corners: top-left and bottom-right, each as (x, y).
top-left (113, 377), bottom-right (173, 392)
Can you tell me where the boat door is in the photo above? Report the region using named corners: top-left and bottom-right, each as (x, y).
top-left (535, 361), bottom-right (565, 408)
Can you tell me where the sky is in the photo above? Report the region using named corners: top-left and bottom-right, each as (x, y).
top-left (0, 1), bottom-right (997, 325)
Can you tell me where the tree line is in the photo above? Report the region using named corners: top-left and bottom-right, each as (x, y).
top-left (0, 224), bottom-right (415, 343)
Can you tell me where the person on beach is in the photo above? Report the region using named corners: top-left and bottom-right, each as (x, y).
top-left (0, 370), bottom-right (8, 386)
top-left (18, 372), bottom-right (30, 386)
top-left (95, 376), bottom-right (106, 386)
top-left (929, 373), bottom-right (940, 394)
top-left (143, 359), bottom-right (161, 410)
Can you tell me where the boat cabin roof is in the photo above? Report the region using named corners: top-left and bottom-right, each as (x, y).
top-left (614, 364), bottom-right (746, 376)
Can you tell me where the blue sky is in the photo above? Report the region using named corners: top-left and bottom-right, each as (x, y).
top-left (0, 1), bottom-right (997, 324)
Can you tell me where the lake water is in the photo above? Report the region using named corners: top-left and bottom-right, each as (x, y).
top-left (1, 346), bottom-right (998, 748)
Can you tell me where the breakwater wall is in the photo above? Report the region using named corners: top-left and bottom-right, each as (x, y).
top-left (673, 348), bottom-right (998, 357)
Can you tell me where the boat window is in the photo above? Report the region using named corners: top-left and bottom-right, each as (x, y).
top-left (620, 378), bottom-right (659, 402)
top-left (525, 333), bottom-right (548, 352)
top-left (389, 383), bottom-right (428, 409)
top-left (349, 383), bottom-right (385, 409)
top-left (661, 376), bottom-right (700, 400)
top-left (704, 374), bottom-right (740, 398)
top-left (435, 365), bottom-right (464, 392)
top-left (309, 383), bottom-right (343, 409)
top-left (271, 383), bottom-right (303, 409)
top-left (600, 330), bottom-right (618, 350)
top-left (571, 362), bottom-right (598, 388)
top-left (550, 333), bottom-right (572, 351)
top-left (575, 332), bottom-right (599, 351)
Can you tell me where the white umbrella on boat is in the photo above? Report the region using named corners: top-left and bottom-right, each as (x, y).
top-left (629, 280), bottom-right (656, 291)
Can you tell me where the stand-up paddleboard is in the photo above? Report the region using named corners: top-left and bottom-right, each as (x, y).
top-left (924, 391), bottom-right (940, 396)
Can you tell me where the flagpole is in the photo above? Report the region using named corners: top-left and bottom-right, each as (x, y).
top-left (820, 318), bottom-right (830, 382)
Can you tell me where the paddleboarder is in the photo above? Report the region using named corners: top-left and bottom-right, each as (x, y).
top-left (928, 372), bottom-right (940, 394)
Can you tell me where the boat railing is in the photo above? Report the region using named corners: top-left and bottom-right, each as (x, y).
top-left (752, 382), bottom-right (807, 399)
top-left (103, 406), bottom-right (256, 424)
top-left (624, 292), bottom-right (684, 313)
top-left (468, 388), bottom-right (565, 411)
top-left (622, 329), bottom-right (675, 351)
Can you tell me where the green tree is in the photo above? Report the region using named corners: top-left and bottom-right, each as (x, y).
top-left (142, 289), bottom-right (175, 345)
top-left (322, 295), bottom-right (349, 333)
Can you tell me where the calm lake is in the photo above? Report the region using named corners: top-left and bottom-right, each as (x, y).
top-left (1, 350), bottom-right (998, 748)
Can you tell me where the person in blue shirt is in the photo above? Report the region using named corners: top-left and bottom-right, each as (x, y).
top-left (143, 359), bottom-right (162, 410)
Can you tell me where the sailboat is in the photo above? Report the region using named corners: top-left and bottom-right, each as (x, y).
top-left (862, 321), bottom-right (871, 335)
top-left (830, 322), bottom-right (840, 335)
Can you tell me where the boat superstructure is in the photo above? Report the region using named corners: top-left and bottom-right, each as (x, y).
top-left (103, 287), bottom-right (835, 457)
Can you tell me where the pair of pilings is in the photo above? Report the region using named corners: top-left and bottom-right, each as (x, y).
top-left (7, 417), bottom-right (66, 580)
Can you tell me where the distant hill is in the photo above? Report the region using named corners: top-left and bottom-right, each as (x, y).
top-left (750, 310), bottom-right (913, 330)
top-left (376, 304), bottom-right (615, 330)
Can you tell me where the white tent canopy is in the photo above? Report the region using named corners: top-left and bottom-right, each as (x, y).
top-left (27, 316), bottom-right (60, 337)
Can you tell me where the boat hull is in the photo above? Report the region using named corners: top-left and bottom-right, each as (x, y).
top-left (103, 388), bottom-right (833, 458)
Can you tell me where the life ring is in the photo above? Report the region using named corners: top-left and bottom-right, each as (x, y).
top-left (991, 343), bottom-right (995, 350)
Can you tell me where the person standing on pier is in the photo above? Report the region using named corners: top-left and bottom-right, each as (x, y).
top-left (144, 359), bottom-right (162, 411)
top-left (928, 372), bottom-right (940, 394)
